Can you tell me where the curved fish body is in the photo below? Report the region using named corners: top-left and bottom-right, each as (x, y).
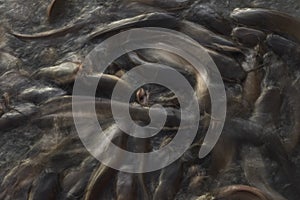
top-left (178, 20), bottom-right (236, 49)
top-left (184, 4), bottom-right (232, 35)
top-left (232, 27), bottom-right (266, 48)
top-left (231, 8), bottom-right (300, 43)
top-left (31, 62), bottom-right (82, 85)
top-left (153, 160), bottom-right (183, 200)
top-left (28, 170), bottom-right (60, 200)
top-left (213, 184), bottom-right (272, 200)
top-left (266, 34), bottom-right (300, 64)
top-left (128, 0), bottom-right (191, 11)
top-left (241, 146), bottom-right (287, 200)
top-left (87, 12), bottom-right (179, 40)
top-left (84, 125), bottom-right (127, 200)
top-left (0, 52), bottom-right (22, 75)
top-left (10, 21), bottom-right (88, 39)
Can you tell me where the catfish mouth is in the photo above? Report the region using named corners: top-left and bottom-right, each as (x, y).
top-left (134, 83), bottom-right (179, 108)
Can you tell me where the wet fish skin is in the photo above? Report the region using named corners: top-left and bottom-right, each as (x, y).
top-left (87, 12), bottom-right (179, 40)
top-left (34, 95), bottom-right (187, 129)
top-left (251, 86), bottom-right (282, 126)
top-left (213, 184), bottom-right (272, 200)
top-left (47, 0), bottom-right (69, 23)
top-left (0, 103), bottom-right (37, 131)
top-left (28, 170), bottom-right (60, 200)
top-left (232, 27), bottom-right (266, 48)
top-left (118, 2), bottom-right (167, 17)
top-left (10, 21), bottom-right (88, 39)
top-left (19, 85), bottom-right (66, 104)
top-left (128, 132), bottom-right (151, 200)
top-left (31, 62), bottom-right (82, 85)
top-left (241, 146), bottom-right (287, 200)
top-left (282, 82), bottom-right (300, 153)
top-left (84, 125), bottom-right (127, 200)
top-left (266, 34), bottom-right (300, 64)
top-left (60, 157), bottom-right (98, 200)
top-left (178, 20), bottom-right (235, 48)
top-left (74, 74), bottom-right (132, 100)
top-left (184, 4), bottom-right (232, 35)
top-left (222, 118), bottom-right (264, 146)
top-left (0, 52), bottom-right (22, 75)
top-left (231, 8), bottom-right (300, 43)
top-left (261, 52), bottom-right (288, 88)
top-left (208, 137), bottom-right (235, 177)
top-left (206, 48), bottom-right (246, 81)
top-left (127, 0), bottom-right (191, 11)
top-left (116, 172), bottom-right (137, 200)
top-left (0, 70), bottom-right (31, 95)
top-left (153, 160), bottom-right (183, 200)
top-left (250, 84), bottom-right (294, 180)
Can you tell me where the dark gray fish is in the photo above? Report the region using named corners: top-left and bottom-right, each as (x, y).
top-left (206, 48), bottom-right (246, 81)
top-left (231, 8), bottom-right (300, 43)
top-left (152, 136), bottom-right (183, 200)
top-left (84, 125), bottom-right (127, 200)
top-left (184, 4), bottom-right (232, 35)
top-left (241, 146), bottom-right (287, 200)
top-left (46, 143), bottom-right (89, 172)
top-left (35, 96), bottom-right (74, 116)
top-left (116, 172), bottom-right (137, 200)
top-left (0, 70), bottom-right (31, 94)
top-left (0, 103), bottom-right (37, 131)
top-left (266, 34), bottom-right (300, 64)
top-left (128, 0), bottom-right (191, 11)
top-left (186, 165), bottom-right (207, 196)
top-left (213, 184), bottom-right (272, 200)
top-left (47, 0), bottom-right (69, 23)
top-left (129, 49), bottom-right (200, 107)
top-left (132, 47), bottom-right (243, 111)
top-left (178, 20), bottom-right (236, 49)
top-left (209, 137), bottom-right (235, 177)
top-left (232, 27), bottom-right (266, 48)
top-left (222, 118), bottom-right (264, 146)
top-left (132, 49), bottom-right (197, 84)
top-left (34, 96), bottom-right (185, 129)
top-left (251, 86), bottom-right (282, 126)
top-left (10, 21), bottom-right (88, 39)
top-left (19, 85), bottom-right (66, 104)
top-left (84, 165), bottom-right (115, 200)
top-left (283, 84), bottom-right (300, 153)
top-left (126, 128), bottom-right (151, 200)
top-left (60, 157), bottom-right (97, 200)
top-left (261, 52), bottom-right (288, 88)
top-left (119, 2), bottom-right (167, 17)
top-left (0, 161), bottom-right (44, 200)
top-left (250, 84), bottom-right (294, 179)
top-left (225, 83), bottom-right (248, 117)
top-left (87, 12), bottom-right (179, 40)
top-left (153, 160), bottom-right (183, 200)
top-left (0, 52), bottom-right (22, 75)
top-left (32, 110), bottom-right (112, 130)
top-left (75, 74), bottom-right (132, 100)
top-left (31, 62), bottom-right (82, 85)
top-left (28, 170), bottom-right (60, 200)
